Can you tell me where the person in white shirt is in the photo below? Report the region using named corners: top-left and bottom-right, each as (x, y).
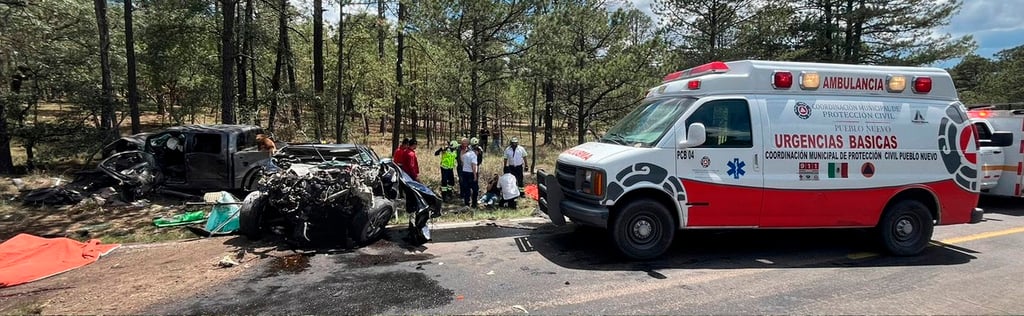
top-left (503, 137), bottom-right (528, 195)
top-left (458, 137), bottom-right (479, 208)
top-left (496, 166), bottom-right (520, 208)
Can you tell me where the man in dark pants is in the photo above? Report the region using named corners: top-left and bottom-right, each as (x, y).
top-left (459, 137), bottom-right (479, 208)
top-left (503, 137), bottom-right (528, 195)
top-left (433, 140), bottom-right (458, 201)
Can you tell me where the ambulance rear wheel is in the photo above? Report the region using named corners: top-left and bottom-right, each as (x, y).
top-left (611, 199), bottom-right (675, 260)
top-left (878, 199), bottom-right (933, 256)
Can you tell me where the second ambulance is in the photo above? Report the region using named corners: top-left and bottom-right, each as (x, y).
top-left (537, 60), bottom-right (984, 260)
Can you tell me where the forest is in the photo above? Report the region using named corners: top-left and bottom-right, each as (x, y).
top-left (1, 0), bottom-right (1019, 173)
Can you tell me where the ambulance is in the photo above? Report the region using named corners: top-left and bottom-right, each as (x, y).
top-left (965, 103), bottom-right (1022, 196)
top-left (536, 60), bottom-right (984, 260)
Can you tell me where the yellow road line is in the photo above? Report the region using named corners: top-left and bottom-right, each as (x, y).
top-left (937, 226), bottom-right (1024, 245)
top-left (846, 226), bottom-right (1024, 260)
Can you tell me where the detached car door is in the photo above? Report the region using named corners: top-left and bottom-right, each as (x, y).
top-left (185, 132), bottom-right (231, 190)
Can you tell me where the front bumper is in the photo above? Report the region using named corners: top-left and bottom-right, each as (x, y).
top-left (536, 170), bottom-right (609, 228)
top-left (970, 207), bottom-right (984, 224)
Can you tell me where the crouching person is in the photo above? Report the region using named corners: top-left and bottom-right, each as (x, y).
top-left (496, 166), bottom-right (520, 208)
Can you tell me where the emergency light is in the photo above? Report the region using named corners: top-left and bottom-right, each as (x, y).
top-left (800, 72), bottom-right (820, 90)
top-left (887, 75), bottom-right (907, 92)
top-left (662, 61), bottom-right (729, 83)
top-left (913, 76), bottom-right (932, 94)
top-left (773, 71), bottom-right (793, 89)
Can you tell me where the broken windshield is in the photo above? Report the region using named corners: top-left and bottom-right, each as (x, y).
top-left (600, 97), bottom-right (695, 147)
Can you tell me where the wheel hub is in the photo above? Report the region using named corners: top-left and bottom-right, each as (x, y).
top-left (633, 219), bottom-right (653, 240)
top-left (895, 218), bottom-right (914, 238)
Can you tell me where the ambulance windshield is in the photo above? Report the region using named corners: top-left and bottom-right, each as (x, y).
top-left (601, 97), bottom-right (694, 147)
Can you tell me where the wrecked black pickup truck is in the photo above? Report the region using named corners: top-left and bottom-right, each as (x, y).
top-left (237, 144), bottom-right (442, 247)
top-left (99, 124), bottom-right (273, 199)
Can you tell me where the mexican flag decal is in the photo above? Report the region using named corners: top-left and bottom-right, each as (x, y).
top-left (828, 162), bottom-right (848, 178)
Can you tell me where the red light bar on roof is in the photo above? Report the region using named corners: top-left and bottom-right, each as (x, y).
top-left (662, 61), bottom-right (729, 83)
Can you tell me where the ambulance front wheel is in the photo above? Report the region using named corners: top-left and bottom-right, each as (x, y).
top-left (611, 199), bottom-right (675, 260)
top-left (878, 199), bottom-right (934, 256)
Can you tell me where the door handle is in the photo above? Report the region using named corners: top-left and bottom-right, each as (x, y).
top-left (753, 153), bottom-right (760, 172)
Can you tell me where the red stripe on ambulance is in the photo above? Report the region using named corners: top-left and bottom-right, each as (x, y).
top-left (682, 179), bottom-right (977, 227)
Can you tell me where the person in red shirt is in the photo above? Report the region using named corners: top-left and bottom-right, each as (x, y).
top-left (393, 138), bottom-right (409, 169)
top-left (403, 139), bottom-right (421, 181)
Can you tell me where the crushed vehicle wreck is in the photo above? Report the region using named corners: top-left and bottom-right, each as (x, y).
top-left (238, 144), bottom-right (442, 247)
top-left (99, 125), bottom-right (273, 198)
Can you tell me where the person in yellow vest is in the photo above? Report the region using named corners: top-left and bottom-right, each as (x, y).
top-left (433, 140), bottom-right (459, 201)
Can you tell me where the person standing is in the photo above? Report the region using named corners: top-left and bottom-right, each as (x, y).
top-left (459, 137), bottom-right (479, 208)
top-left (401, 139), bottom-right (420, 181)
top-left (434, 140), bottom-right (459, 201)
top-left (393, 138), bottom-right (410, 170)
top-left (503, 137), bottom-right (528, 194)
top-left (479, 128), bottom-right (490, 151)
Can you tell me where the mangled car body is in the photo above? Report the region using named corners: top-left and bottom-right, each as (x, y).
top-left (238, 144), bottom-right (441, 247)
top-left (98, 125), bottom-right (273, 197)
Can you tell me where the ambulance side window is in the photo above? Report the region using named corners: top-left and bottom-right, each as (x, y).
top-left (974, 122), bottom-right (992, 141)
top-left (685, 99), bottom-right (753, 148)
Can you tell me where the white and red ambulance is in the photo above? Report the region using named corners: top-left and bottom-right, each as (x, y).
top-left (537, 60), bottom-right (984, 260)
top-left (966, 103), bottom-right (1022, 196)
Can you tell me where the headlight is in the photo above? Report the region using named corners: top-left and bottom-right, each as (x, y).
top-left (578, 168), bottom-right (605, 196)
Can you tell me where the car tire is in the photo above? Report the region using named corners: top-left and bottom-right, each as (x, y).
top-left (239, 191), bottom-right (268, 241)
top-left (351, 197), bottom-right (395, 245)
top-left (877, 199), bottom-right (933, 256)
top-left (610, 199), bottom-right (675, 260)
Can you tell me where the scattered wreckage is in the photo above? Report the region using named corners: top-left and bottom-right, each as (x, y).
top-left (20, 127), bottom-right (442, 248)
top-left (238, 144), bottom-right (442, 247)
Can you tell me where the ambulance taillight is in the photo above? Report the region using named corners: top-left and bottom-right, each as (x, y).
top-left (773, 71), bottom-right (793, 89)
top-left (913, 76), bottom-right (932, 94)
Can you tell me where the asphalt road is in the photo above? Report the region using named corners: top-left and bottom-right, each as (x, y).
top-left (154, 197), bottom-right (1024, 314)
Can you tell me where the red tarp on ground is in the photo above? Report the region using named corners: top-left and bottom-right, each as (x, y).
top-left (524, 184), bottom-right (539, 201)
top-left (0, 233), bottom-right (120, 288)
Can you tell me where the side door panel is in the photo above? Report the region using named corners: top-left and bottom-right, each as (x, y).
top-left (677, 97), bottom-right (764, 227)
top-left (185, 133), bottom-right (230, 190)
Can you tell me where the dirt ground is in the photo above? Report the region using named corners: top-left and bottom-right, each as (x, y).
top-left (0, 175), bottom-right (201, 244)
top-left (0, 236), bottom-right (267, 314)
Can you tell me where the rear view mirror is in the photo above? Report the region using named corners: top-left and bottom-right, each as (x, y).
top-left (679, 123), bottom-right (706, 148)
top-left (982, 131), bottom-right (1014, 147)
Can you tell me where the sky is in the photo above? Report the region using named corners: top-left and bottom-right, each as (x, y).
top-left (299, 0), bottom-right (1024, 69)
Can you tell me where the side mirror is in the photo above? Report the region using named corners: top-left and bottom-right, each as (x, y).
top-left (678, 123), bottom-right (707, 148)
top-left (982, 131), bottom-right (1014, 147)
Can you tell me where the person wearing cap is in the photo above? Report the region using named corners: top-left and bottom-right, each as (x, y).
top-left (504, 136), bottom-right (528, 194)
top-left (434, 140), bottom-right (459, 201)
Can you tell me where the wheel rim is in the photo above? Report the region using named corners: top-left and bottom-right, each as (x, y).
top-left (892, 214), bottom-right (919, 243)
top-left (626, 214), bottom-right (660, 248)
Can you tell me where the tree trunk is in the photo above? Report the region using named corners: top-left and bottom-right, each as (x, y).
top-left (0, 98), bottom-right (12, 173)
top-left (124, 0), bottom-right (140, 134)
top-left (269, 0), bottom-right (287, 132)
top-left (543, 79), bottom-right (553, 145)
top-left (391, 0), bottom-right (405, 153)
top-left (377, 0), bottom-right (385, 59)
top-left (313, 0), bottom-right (324, 140)
top-left (220, 0), bottom-right (236, 124)
top-left (245, 0), bottom-right (257, 125)
top-left (236, 0), bottom-right (248, 124)
top-left (94, 0), bottom-right (115, 133)
top-left (335, 8), bottom-right (346, 143)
